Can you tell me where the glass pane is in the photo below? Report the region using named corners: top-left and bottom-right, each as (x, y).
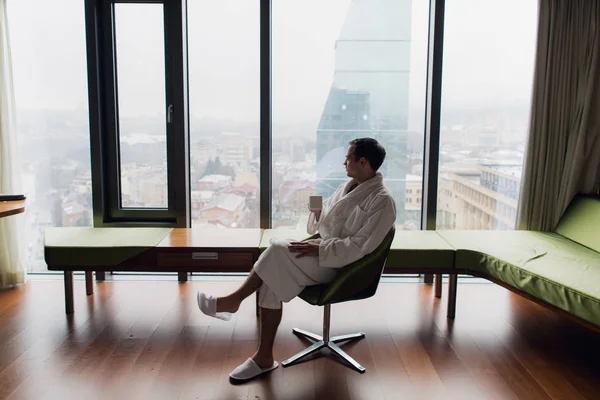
top-left (8, 0), bottom-right (92, 273)
top-left (436, 0), bottom-right (537, 230)
top-left (114, 4), bottom-right (168, 209)
top-left (188, 1), bottom-right (260, 228)
top-left (272, 0), bottom-right (429, 230)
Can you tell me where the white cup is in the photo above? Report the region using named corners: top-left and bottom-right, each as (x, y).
top-left (309, 195), bottom-right (323, 211)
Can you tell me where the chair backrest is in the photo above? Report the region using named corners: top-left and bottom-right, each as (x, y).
top-left (317, 226), bottom-right (396, 305)
top-left (554, 194), bottom-right (600, 253)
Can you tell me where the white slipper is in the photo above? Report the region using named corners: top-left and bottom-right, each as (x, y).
top-left (229, 358), bottom-right (279, 382)
top-left (197, 291), bottom-right (232, 321)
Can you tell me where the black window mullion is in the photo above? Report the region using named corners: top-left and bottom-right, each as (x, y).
top-left (164, 0), bottom-right (190, 228)
top-left (421, 0), bottom-right (446, 284)
top-left (100, 1), bottom-right (122, 220)
top-left (86, 0), bottom-right (107, 227)
top-left (422, 0), bottom-right (445, 231)
top-left (259, 0), bottom-right (272, 229)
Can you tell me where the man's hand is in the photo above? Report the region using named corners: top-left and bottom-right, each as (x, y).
top-left (288, 241), bottom-right (319, 258)
top-left (313, 210), bottom-right (321, 221)
top-left (309, 208), bottom-right (321, 221)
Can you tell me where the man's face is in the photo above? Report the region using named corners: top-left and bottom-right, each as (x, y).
top-left (344, 145), bottom-right (360, 178)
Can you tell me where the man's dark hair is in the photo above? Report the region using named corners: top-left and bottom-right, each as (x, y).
top-left (349, 138), bottom-right (386, 171)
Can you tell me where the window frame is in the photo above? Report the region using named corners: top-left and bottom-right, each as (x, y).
top-left (86, 0), bottom-right (190, 227)
top-left (85, 0), bottom-right (444, 232)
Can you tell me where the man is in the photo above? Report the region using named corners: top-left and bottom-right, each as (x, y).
top-left (197, 137), bottom-right (396, 382)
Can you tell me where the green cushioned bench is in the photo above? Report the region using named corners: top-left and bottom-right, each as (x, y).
top-left (44, 194), bottom-right (600, 332)
top-left (45, 227), bottom-right (174, 267)
top-left (439, 230), bottom-right (600, 329)
top-left (438, 194), bottom-right (600, 331)
top-left (45, 227), bottom-right (175, 313)
top-left (387, 231), bottom-right (455, 271)
top-left (44, 227), bottom-right (263, 313)
top-left (259, 229), bottom-right (455, 271)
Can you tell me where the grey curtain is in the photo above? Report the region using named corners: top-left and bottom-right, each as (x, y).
top-left (517, 0), bottom-right (600, 231)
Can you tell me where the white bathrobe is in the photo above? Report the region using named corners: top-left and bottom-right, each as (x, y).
top-left (254, 172), bottom-right (396, 309)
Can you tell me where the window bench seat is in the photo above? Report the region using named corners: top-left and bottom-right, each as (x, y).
top-left (44, 227), bottom-right (263, 313)
top-left (44, 194), bottom-right (600, 334)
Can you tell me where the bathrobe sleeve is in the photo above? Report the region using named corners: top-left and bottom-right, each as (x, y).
top-left (318, 195), bottom-right (396, 268)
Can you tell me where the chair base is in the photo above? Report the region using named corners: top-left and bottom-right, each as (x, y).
top-left (281, 328), bottom-right (366, 373)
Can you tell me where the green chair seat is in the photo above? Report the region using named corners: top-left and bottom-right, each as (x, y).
top-left (387, 231), bottom-right (455, 270)
top-left (44, 227), bottom-right (173, 267)
top-left (438, 230), bottom-right (600, 327)
top-left (297, 284), bottom-right (327, 306)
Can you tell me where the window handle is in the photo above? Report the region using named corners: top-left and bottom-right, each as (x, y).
top-left (167, 104), bottom-right (174, 123)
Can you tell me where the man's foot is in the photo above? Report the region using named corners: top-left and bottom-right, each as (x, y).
top-left (251, 355), bottom-right (276, 369)
top-left (229, 358), bottom-right (279, 383)
top-left (197, 292), bottom-right (232, 321)
top-left (216, 297), bottom-right (240, 314)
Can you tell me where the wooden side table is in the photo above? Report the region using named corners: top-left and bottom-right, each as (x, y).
top-left (0, 200), bottom-right (25, 219)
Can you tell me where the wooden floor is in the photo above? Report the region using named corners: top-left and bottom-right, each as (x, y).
top-left (0, 278), bottom-right (599, 400)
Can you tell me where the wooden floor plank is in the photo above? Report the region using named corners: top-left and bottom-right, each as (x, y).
top-left (0, 279), bottom-right (599, 400)
top-left (267, 300), bottom-right (317, 400)
top-left (177, 284), bottom-right (238, 400)
top-left (4, 283), bottom-right (121, 400)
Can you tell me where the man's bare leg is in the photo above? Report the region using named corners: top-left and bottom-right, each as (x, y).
top-left (252, 306), bottom-right (283, 368)
top-left (216, 269), bottom-right (263, 313)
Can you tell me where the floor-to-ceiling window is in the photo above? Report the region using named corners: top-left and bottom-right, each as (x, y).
top-left (435, 0), bottom-right (538, 230)
top-left (272, 0), bottom-right (430, 231)
top-left (7, 0), bottom-right (539, 274)
top-left (188, 0), bottom-right (261, 229)
top-left (8, 0), bottom-right (92, 272)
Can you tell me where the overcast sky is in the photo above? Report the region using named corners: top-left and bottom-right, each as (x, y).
top-left (7, 0), bottom-right (537, 132)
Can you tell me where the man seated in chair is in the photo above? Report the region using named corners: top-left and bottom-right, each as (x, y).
top-left (197, 137), bottom-right (396, 382)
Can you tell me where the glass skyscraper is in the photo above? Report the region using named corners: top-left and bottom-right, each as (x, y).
top-left (316, 0), bottom-right (412, 224)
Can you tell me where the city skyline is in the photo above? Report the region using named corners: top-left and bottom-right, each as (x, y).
top-left (16, 104), bottom-right (526, 271)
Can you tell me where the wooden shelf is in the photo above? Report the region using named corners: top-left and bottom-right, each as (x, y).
top-left (0, 200), bottom-right (25, 219)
